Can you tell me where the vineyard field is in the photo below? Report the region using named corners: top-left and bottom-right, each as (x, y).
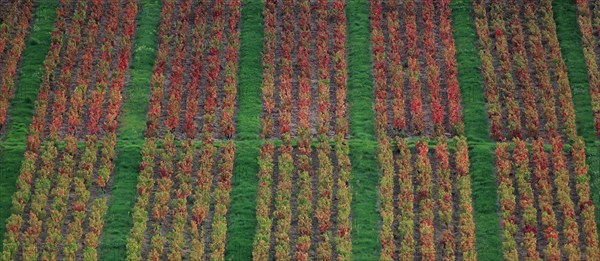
top-left (475, 0), bottom-right (578, 142)
top-left (1, 0), bottom-right (139, 259)
top-left (0, 0), bottom-right (599, 260)
top-left (377, 138), bottom-right (476, 260)
top-left (495, 138), bottom-right (598, 260)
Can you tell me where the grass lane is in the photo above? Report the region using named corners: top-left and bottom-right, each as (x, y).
top-left (468, 144), bottom-right (502, 260)
top-left (451, 0), bottom-right (491, 143)
top-left (346, 0), bottom-right (381, 259)
top-left (553, 0), bottom-right (596, 144)
top-left (0, 0), bottom-right (57, 249)
top-left (452, 0), bottom-right (502, 259)
top-left (98, 0), bottom-right (161, 259)
top-left (234, 0), bottom-right (263, 141)
top-left (226, 141), bottom-right (261, 260)
top-left (225, 0), bottom-right (264, 259)
top-left (347, 0), bottom-right (375, 142)
top-left (348, 140), bottom-right (380, 260)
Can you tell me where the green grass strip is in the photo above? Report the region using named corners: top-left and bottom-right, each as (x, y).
top-left (553, 0), bottom-right (596, 143)
top-left (469, 144), bottom-right (502, 260)
top-left (0, 146), bottom-right (26, 250)
top-left (235, 0), bottom-right (263, 141)
top-left (226, 140), bottom-right (261, 260)
top-left (346, 0), bottom-right (380, 259)
top-left (225, 0), bottom-right (264, 258)
top-left (99, 146), bottom-right (144, 260)
top-left (348, 140), bottom-right (379, 260)
top-left (0, 0), bottom-right (57, 249)
top-left (347, 0), bottom-right (375, 141)
top-left (451, 0), bottom-right (491, 143)
top-left (0, 1), bottom-right (56, 145)
top-left (98, 0), bottom-right (161, 259)
top-left (451, 1), bottom-right (502, 258)
top-left (553, 0), bottom-right (600, 238)
top-left (586, 143), bottom-right (600, 240)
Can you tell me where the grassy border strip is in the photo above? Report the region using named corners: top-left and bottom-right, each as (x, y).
top-left (225, 140), bottom-right (261, 260)
top-left (349, 140), bottom-right (380, 260)
top-left (234, 0), bottom-right (263, 141)
top-left (225, 0), bottom-right (264, 258)
top-left (468, 144), bottom-right (502, 260)
top-left (553, 0), bottom-right (596, 144)
top-left (347, 0), bottom-right (375, 141)
top-left (451, 0), bottom-right (490, 143)
top-left (0, 0), bottom-right (58, 248)
top-left (98, 0), bottom-right (161, 259)
top-left (451, 1), bottom-right (502, 258)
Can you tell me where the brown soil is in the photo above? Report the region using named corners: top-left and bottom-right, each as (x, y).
top-left (328, 144), bottom-right (341, 260)
top-left (267, 148), bottom-right (281, 260)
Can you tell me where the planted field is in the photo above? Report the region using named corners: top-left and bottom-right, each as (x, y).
top-left (2, 0), bottom-right (600, 260)
top-left (252, 0), bottom-right (352, 260)
top-left (252, 141), bottom-right (351, 260)
top-left (259, 0), bottom-right (348, 141)
top-left (126, 137), bottom-right (236, 260)
top-left (370, 1), bottom-right (478, 259)
top-left (575, 0), bottom-right (600, 137)
top-left (494, 138), bottom-right (599, 260)
top-left (1, 0), bottom-right (138, 259)
top-left (125, 0), bottom-right (240, 260)
top-left (371, 0), bottom-right (463, 138)
top-left (474, 0), bottom-right (577, 140)
top-left (377, 138), bottom-right (476, 261)
top-left (0, 0), bottom-right (32, 131)
top-left (144, 0), bottom-right (239, 141)
top-left (474, 0), bottom-right (578, 141)
top-left (23, 0), bottom-right (134, 141)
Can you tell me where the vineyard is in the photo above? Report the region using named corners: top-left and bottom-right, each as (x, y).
top-left (252, 0), bottom-right (351, 259)
top-left (0, 0), bottom-right (32, 131)
top-left (377, 137), bottom-right (476, 260)
top-left (1, 0), bottom-right (138, 259)
top-left (371, 0), bottom-right (463, 138)
top-left (0, 0), bottom-right (599, 260)
top-left (474, 0), bottom-right (578, 141)
top-left (125, 0), bottom-right (240, 260)
top-left (576, 0), bottom-right (600, 137)
top-left (495, 138), bottom-right (599, 260)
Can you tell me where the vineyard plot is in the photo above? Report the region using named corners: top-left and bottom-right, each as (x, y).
top-left (575, 0), bottom-right (600, 137)
top-left (371, 0), bottom-right (463, 138)
top-left (370, 1), bottom-right (477, 259)
top-left (0, 0), bottom-right (33, 132)
top-left (260, 0), bottom-right (348, 141)
top-left (18, 0), bottom-right (134, 141)
top-left (253, 0), bottom-right (351, 260)
top-left (377, 138), bottom-right (476, 260)
top-left (252, 141), bottom-right (351, 260)
top-left (494, 138), bottom-right (599, 260)
top-left (126, 0), bottom-right (241, 260)
top-left (1, 0), bottom-right (139, 259)
top-left (126, 137), bottom-right (235, 260)
top-left (474, 0), bottom-right (578, 141)
top-left (144, 0), bottom-right (239, 141)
